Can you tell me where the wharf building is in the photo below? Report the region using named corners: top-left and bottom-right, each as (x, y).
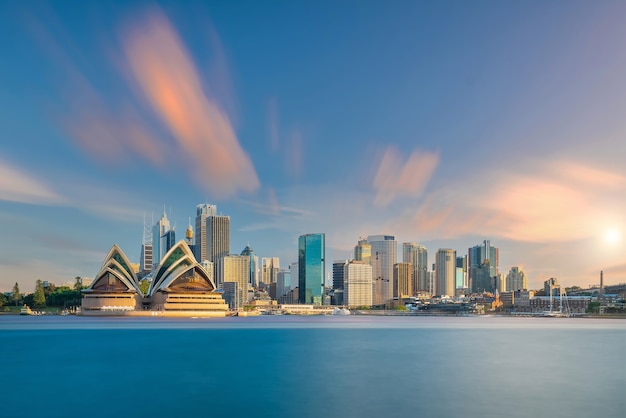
top-left (298, 233), bottom-right (325, 305)
top-left (81, 241), bottom-right (228, 316)
top-left (367, 235), bottom-right (397, 306)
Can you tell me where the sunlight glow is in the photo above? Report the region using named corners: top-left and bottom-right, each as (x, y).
top-left (603, 228), bottom-right (621, 246)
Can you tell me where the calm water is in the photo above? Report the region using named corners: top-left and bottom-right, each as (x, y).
top-left (1, 315), bottom-right (624, 418)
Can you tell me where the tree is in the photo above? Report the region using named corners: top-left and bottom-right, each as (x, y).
top-left (12, 282), bottom-right (21, 306)
top-left (0, 292), bottom-right (7, 307)
top-left (139, 279), bottom-right (150, 296)
top-left (33, 280), bottom-right (46, 309)
top-left (73, 277), bottom-right (83, 292)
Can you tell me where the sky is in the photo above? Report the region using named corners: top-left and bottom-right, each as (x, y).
top-left (1, 0), bottom-right (625, 292)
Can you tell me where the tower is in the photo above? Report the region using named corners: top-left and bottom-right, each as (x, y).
top-left (152, 211), bottom-right (173, 271)
top-left (468, 240), bottom-right (499, 293)
top-left (344, 261), bottom-right (372, 308)
top-left (354, 239), bottom-right (372, 265)
top-left (140, 213), bottom-right (153, 274)
top-left (207, 215), bottom-right (230, 283)
top-left (240, 245), bottom-right (259, 288)
top-left (435, 248), bottom-right (456, 297)
top-left (298, 233), bottom-right (325, 305)
top-left (194, 203), bottom-right (217, 262)
top-left (402, 242), bottom-right (428, 294)
top-left (393, 262), bottom-right (412, 299)
top-left (367, 235), bottom-right (397, 306)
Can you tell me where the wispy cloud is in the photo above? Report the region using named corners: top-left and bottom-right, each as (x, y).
top-left (0, 158), bottom-right (65, 205)
top-left (121, 9), bottom-right (259, 198)
top-left (372, 147), bottom-right (439, 207)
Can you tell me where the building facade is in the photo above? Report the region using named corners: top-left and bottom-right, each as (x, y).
top-left (220, 255), bottom-right (250, 308)
top-left (298, 233), bottom-right (325, 305)
top-left (393, 262), bottom-right (412, 299)
top-left (344, 261), bottom-right (372, 308)
top-left (367, 235), bottom-right (397, 306)
top-left (435, 248), bottom-right (456, 297)
top-left (194, 203), bottom-right (217, 262)
top-left (468, 240), bottom-right (499, 293)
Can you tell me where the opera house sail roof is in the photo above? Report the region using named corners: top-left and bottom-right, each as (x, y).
top-left (85, 244), bottom-right (142, 294)
top-left (148, 240), bottom-right (216, 296)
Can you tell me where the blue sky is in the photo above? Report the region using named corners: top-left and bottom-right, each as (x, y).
top-left (1, 0), bottom-right (625, 292)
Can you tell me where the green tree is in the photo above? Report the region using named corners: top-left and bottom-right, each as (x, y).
top-left (0, 292), bottom-right (7, 307)
top-left (139, 279), bottom-right (150, 296)
top-left (33, 280), bottom-right (46, 309)
top-left (12, 282), bottom-right (21, 306)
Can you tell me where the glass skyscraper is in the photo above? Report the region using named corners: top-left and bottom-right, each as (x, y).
top-left (298, 233), bottom-right (325, 305)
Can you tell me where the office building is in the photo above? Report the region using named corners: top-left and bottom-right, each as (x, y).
top-left (333, 260), bottom-right (349, 290)
top-left (354, 239), bottom-right (372, 265)
top-left (276, 269), bottom-right (292, 300)
top-left (240, 245), bottom-right (259, 288)
top-left (152, 212), bottom-right (175, 271)
top-left (194, 203), bottom-right (217, 262)
top-left (468, 240), bottom-right (499, 293)
top-left (261, 257), bottom-right (280, 287)
top-left (367, 235), bottom-right (397, 305)
top-left (393, 262), bottom-right (412, 299)
top-left (506, 266), bottom-right (528, 291)
top-left (344, 260), bottom-right (372, 308)
top-left (435, 248), bottom-right (456, 297)
top-left (219, 255), bottom-right (250, 308)
top-left (402, 242), bottom-right (428, 294)
top-left (298, 233), bottom-right (325, 305)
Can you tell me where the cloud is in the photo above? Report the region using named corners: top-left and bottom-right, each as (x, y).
top-left (388, 159), bottom-right (626, 244)
top-left (0, 158), bottom-right (65, 205)
top-left (372, 147), bottom-right (439, 207)
top-left (121, 9), bottom-right (259, 198)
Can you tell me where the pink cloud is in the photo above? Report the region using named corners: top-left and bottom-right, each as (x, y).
top-left (0, 158), bottom-right (65, 205)
top-left (372, 147), bottom-right (439, 207)
top-left (121, 9), bottom-right (259, 198)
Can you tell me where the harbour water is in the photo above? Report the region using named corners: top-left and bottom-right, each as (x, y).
top-left (1, 315), bottom-right (624, 418)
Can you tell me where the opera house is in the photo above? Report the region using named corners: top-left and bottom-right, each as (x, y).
top-left (81, 241), bottom-right (228, 317)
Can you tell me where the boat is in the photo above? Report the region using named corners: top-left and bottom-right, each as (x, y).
top-left (332, 307), bottom-right (351, 315)
top-left (20, 305), bottom-right (33, 315)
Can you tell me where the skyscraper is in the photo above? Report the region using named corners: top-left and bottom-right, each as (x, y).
top-left (298, 233), bottom-right (325, 305)
top-left (276, 269), bottom-right (292, 300)
top-left (220, 255), bottom-right (250, 309)
top-left (468, 240), bottom-right (499, 293)
top-left (506, 266), bottom-right (528, 291)
top-left (344, 261), bottom-right (372, 308)
top-left (402, 243), bottom-right (428, 294)
top-left (152, 212), bottom-right (174, 271)
top-left (332, 260), bottom-right (349, 290)
top-left (240, 245), bottom-right (259, 288)
top-left (354, 239), bottom-right (372, 265)
top-left (435, 248), bottom-right (456, 297)
top-left (261, 257), bottom-right (280, 287)
top-left (393, 262), bottom-right (412, 299)
top-left (207, 215), bottom-right (230, 283)
top-left (367, 235), bottom-right (397, 306)
top-left (194, 203), bottom-right (217, 262)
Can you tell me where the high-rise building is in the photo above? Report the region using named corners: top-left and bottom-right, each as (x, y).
top-left (207, 215), bottom-right (230, 283)
top-left (194, 203), bottom-right (217, 262)
top-left (435, 249), bottom-right (456, 297)
top-left (456, 255), bottom-right (468, 288)
top-left (240, 245), bottom-right (259, 288)
top-left (276, 269), bottom-right (292, 299)
top-left (367, 235), bottom-right (397, 306)
top-left (468, 240), bottom-right (499, 293)
top-left (298, 233), bottom-right (325, 305)
top-left (152, 212), bottom-right (174, 271)
top-left (344, 260), bottom-right (372, 308)
top-left (354, 239), bottom-right (372, 265)
top-left (220, 255), bottom-right (250, 308)
top-left (140, 214), bottom-right (153, 275)
top-left (332, 260), bottom-right (348, 290)
top-left (261, 257), bottom-right (280, 287)
top-left (506, 266), bottom-right (528, 291)
top-left (402, 243), bottom-right (428, 294)
top-left (393, 262), bottom-right (412, 299)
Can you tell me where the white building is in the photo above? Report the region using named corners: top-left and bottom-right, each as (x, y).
top-left (435, 248), bottom-right (456, 297)
top-left (344, 261), bottom-right (373, 308)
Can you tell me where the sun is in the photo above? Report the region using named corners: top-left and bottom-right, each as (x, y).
top-left (603, 228), bottom-right (621, 246)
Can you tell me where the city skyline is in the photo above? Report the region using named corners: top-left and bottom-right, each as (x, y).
top-left (1, 1), bottom-right (625, 292)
